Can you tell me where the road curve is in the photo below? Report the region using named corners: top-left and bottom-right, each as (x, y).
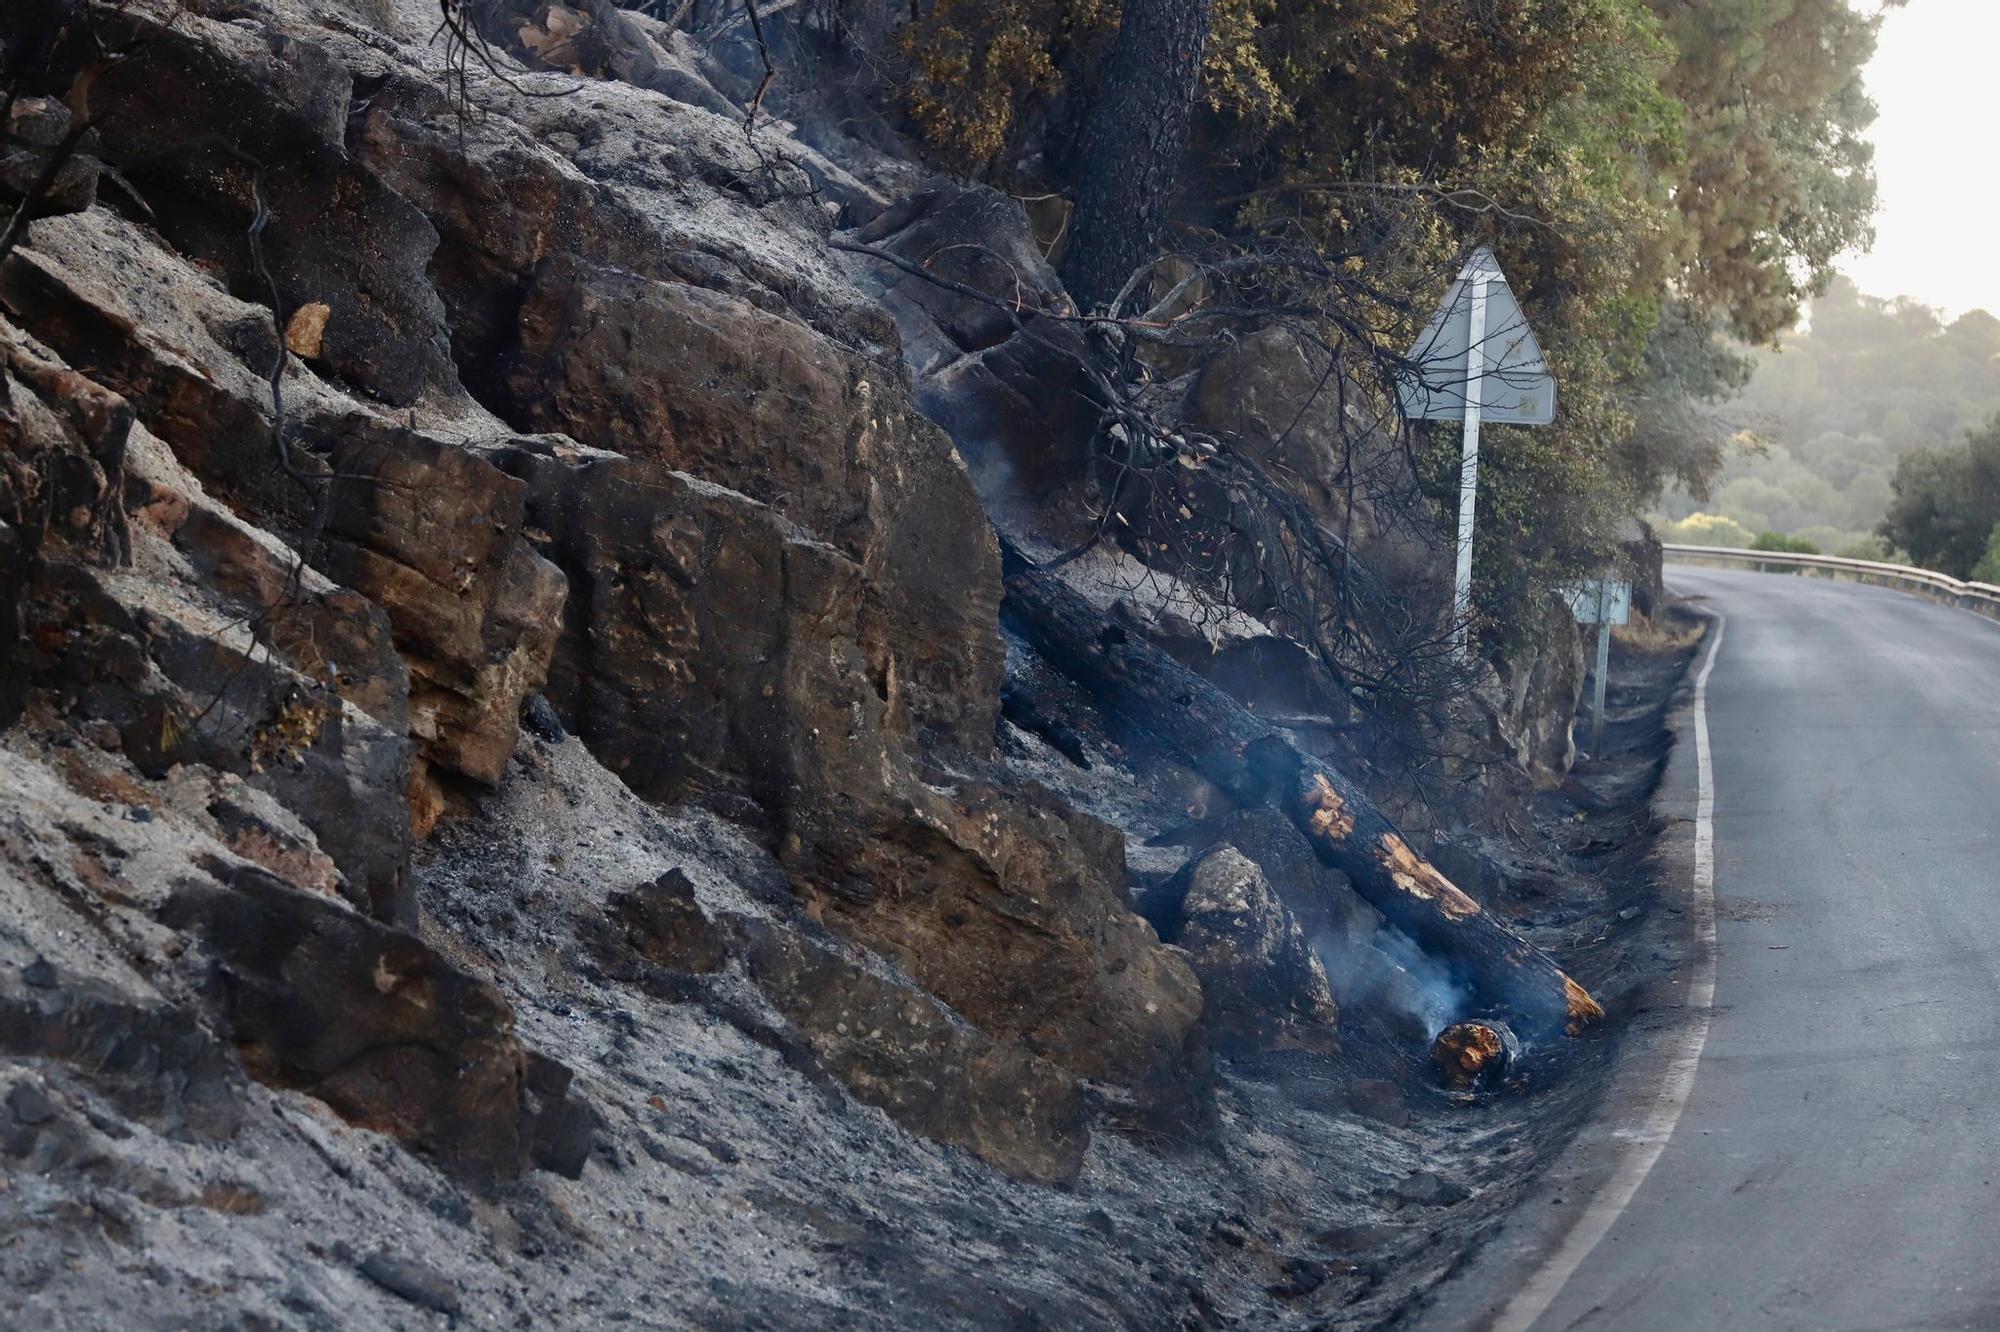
top-left (1427, 567), bottom-right (2000, 1331)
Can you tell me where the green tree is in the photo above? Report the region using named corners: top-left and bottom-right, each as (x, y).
top-left (1682, 276), bottom-right (2000, 550)
top-left (1834, 534), bottom-right (1906, 564)
top-left (1879, 416), bottom-right (2000, 579)
top-left (1972, 521), bottom-right (2000, 586)
top-left (895, 0), bottom-right (1893, 651)
top-left (1648, 0), bottom-right (1898, 342)
top-left (1750, 531), bottom-right (1819, 555)
top-left (1663, 512), bottom-right (1756, 547)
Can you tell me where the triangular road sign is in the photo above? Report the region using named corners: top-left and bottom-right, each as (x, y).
top-left (1398, 247), bottom-right (1556, 426)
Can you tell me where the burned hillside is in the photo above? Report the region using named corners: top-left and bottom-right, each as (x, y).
top-left (0, 2), bottom-right (1720, 1327)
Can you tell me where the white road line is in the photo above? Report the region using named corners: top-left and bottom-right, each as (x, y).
top-left (1488, 611), bottom-right (1726, 1332)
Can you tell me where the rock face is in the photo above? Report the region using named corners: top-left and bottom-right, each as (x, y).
top-left (733, 915), bottom-right (1090, 1185)
top-left (0, 720), bottom-right (589, 1184)
top-left (316, 420), bottom-right (567, 788)
top-left (493, 448), bottom-right (1205, 1130)
top-left (607, 869), bottom-right (729, 976)
top-left (501, 443), bottom-right (893, 813)
top-left (0, 206), bottom-right (301, 509)
top-left (0, 0), bottom-right (1217, 1214)
top-left (73, 3), bottom-right (463, 406)
top-left (0, 97), bottom-right (100, 220)
top-left (583, 858), bottom-right (1090, 1181)
top-left (31, 536), bottom-right (415, 918)
top-left (162, 861), bottom-right (586, 1179)
top-left (1478, 614), bottom-right (1586, 781)
top-left (500, 253), bottom-right (1001, 755)
top-left (0, 317), bottom-right (129, 727)
top-left (804, 779), bottom-right (1209, 1105)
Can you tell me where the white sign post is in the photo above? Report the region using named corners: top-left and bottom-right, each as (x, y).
top-left (1400, 247), bottom-right (1556, 660)
top-left (1566, 576), bottom-right (1631, 757)
top-left (1451, 261), bottom-right (1494, 663)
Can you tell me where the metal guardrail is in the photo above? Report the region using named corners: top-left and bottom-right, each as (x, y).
top-left (1662, 543), bottom-right (2000, 623)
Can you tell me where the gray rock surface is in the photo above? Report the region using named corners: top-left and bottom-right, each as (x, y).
top-left (1164, 847), bottom-right (1340, 1052)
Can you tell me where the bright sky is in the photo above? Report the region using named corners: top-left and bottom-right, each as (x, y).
top-left (1837, 1), bottom-right (2000, 318)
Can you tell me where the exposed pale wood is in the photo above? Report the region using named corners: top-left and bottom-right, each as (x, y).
top-left (1433, 1019), bottom-right (1521, 1088)
top-left (1001, 557), bottom-right (1604, 1040)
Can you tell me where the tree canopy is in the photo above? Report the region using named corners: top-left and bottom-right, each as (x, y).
top-left (1879, 416), bottom-right (2000, 580)
top-left (894, 0), bottom-right (1893, 648)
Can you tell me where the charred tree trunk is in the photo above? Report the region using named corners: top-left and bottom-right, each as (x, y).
top-left (1058, 0), bottom-right (1211, 313)
top-left (1001, 558), bottom-right (1605, 1041)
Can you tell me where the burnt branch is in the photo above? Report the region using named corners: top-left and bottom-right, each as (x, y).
top-left (837, 224), bottom-right (1490, 787)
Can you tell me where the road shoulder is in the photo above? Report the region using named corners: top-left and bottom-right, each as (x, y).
top-left (1407, 602), bottom-right (1720, 1330)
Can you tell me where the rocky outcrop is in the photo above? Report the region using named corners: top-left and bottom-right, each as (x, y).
top-left (162, 861), bottom-right (589, 1179)
top-left (734, 915), bottom-right (1090, 1185)
top-left (804, 778), bottom-right (1209, 1107)
top-left (0, 0), bottom-right (1219, 1194)
top-left (606, 869), bottom-right (730, 976)
top-left (1, 206), bottom-right (564, 807)
top-left (0, 725), bottom-right (588, 1183)
top-left (500, 253), bottom-right (1001, 754)
top-left (45, 543), bottom-right (413, 919)
top-left (0, 207), bottom-right (304, 511)
top-left (316, 419), bottom-right (566, 788)
top-left (1150, 847), bottom-right (1339, 1053)
top-left (461, 173), bottom-right (1214, 1116)
top-left (504, 438), bottom-right (1207, 1117)
top-left (1478, 613), bottom-right (1586, 782)
top-left (0, 317), bottom-right (129, 726)
top-left (68, 1), bottom-right (463, 406)
top-left (500, 442), bottom-right (894, 811)
top-left (0, 96), bottom-right (100, 220)
top-left (584, 860), bottom-right (1088, 1181)
top-left (160, 497), bottom-right (411, 740)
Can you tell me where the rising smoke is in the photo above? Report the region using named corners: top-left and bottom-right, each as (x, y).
top-left (1315, 925), bottom-right (1470, 1041)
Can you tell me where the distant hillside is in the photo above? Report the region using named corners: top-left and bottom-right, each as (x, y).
top-left (1660, 275), bottom-right (2000, 557)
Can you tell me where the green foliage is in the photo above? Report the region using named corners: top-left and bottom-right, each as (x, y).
top-left (1648, 0), bottom-right (1897, 342)
top-left (895, 0), bottom-right (1890, 654)
top-left (909, 4), bottom-right (1089, 164)
top-left (898, 0), bottom-right (1268, 166)
top-left (1878, 414), bottom-right (2000, 579)
top-left (1833, 534), bottom-right (1907, 565)
top-left (1750, 531), bottom-right (1819, 555)
top-left (1972, 522), bottom-right (2000, 586)
top-left (902, 1), bottom-right (1886, 337)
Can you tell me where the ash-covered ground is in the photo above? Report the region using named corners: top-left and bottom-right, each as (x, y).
top-left (0, 604), bottom-right (1699, 1331)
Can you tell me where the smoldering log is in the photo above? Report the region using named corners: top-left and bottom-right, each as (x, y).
top-left (1001, 557), bottom-right (1604, 1041)
top-left (1432, 1019), bottom-right (1521, 1089)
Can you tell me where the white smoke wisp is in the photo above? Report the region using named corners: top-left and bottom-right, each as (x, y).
top-left (1314, 926), bottom-right (1470, 1042)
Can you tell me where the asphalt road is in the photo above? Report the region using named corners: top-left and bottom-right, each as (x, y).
top-left (1506, 567), bottom-right (2000, 1330)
